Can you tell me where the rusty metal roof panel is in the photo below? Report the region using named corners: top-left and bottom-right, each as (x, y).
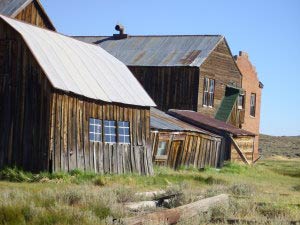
top-left (0, 15), bottom-right (156, 107)
top-left (150, 108), bottom-right (220, 138)
top-left (168, 110), bottom-right (255, 136)
top-left (0, 0), bottom-right (31, 17)
top-left (74, 35), bottom-right (223, 67)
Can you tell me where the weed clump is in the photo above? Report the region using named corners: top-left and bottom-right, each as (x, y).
top-left (258, 203), bottom-right (292, 219)
top-left (0, 167), bottom-right (33, 182)
top-left (293, 185), bottom-right (300, 192)
top-left (93, 176), bottom-right (106, 186)
top-left (229, 183), bottom-right (256, 196)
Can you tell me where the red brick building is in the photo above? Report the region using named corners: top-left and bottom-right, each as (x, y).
top-left (235, 51), bottom-right (263, 160)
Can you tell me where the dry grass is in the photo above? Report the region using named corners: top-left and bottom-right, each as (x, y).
top-left (0, 159), bottom-right (299, 224)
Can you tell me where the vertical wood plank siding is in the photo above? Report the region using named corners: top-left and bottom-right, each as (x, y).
top-left (127, 39), bottom-right (242, 128)
top-left (0, 21), bottom-right (51, 172)
top-left (0, 21), bottom-right (153, 175)
top-left (49, 93), bottom-right (153, 174)
top-left (14, 1), bottom-right (55, 30)
top-left (150, 131), bottom-right (225, 169)
top-left (129, 66), bottom-right (199, 112)
top-left (198, 39), bottom-right (242, 118)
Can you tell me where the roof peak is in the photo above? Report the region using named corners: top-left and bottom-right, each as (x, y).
top-left (0, 15), bottom-right (155, 107)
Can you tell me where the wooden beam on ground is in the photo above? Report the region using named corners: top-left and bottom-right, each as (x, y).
top-left (122, 194), bottom-right (229, 225)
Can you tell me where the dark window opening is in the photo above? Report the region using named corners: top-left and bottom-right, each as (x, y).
top-left (157, 141), bottom-right (168, 156)
top-left (238, 95), bottom-right (245, 110)
top-left (203, 78), bottom-right (215, 107)
top-left (250, 93), bottom-right (256, 117)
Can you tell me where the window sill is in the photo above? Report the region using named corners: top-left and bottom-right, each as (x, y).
top-left (203, 105), bottom-right (214, 108)
top-left (155, 155), bottom-right (168, 160)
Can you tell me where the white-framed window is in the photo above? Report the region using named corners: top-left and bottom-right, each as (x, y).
top-left (89, 118), bottom-right (102, 142)
top-left (118, 121), bottom-right (130, 144)
top-left (157, 141), bottom-right (168, 156)
top-left (250, 93), bottom-right (256, 117)
top-left (203, 78), bottom-right (215, 107)
top-left (104, 120), bottom-right (116, 143)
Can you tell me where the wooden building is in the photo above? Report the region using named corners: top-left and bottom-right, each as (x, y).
top-left (168, 110), bottom-right (255, 164)
top-left (150, 108), bottom-right (225, 169)
top-left (0, 15), bottom-right (156, 174)
top-left (0, 0), bottom-right (55, 30)
top-left (74, 31), bottom-right (245, 128)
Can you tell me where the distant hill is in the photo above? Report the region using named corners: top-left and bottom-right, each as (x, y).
top-left (259, 134), bottom-right (300, 158)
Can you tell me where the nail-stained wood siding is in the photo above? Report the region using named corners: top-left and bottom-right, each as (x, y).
top-left (49, 92), bottom-right (153, 174)
top-left (14, 0), bottom-right (55, 31)
top-left (0, 19), bottom-right (153, 175)
top-left (129, 66), bottom-right (199, 112)
top-left (150, 131), bottom-right (225, 169)
top-left (197, 39), bottom-right (242, 118)
top-left (0, 21), bottom-right (52, 172)
top-left (127, 39), bottom-right (242, 127)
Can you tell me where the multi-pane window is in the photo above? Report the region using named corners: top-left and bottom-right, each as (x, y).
top-left (203, 78), bottom-right (215, 107)
top-left (250, 93), bottom-right (256, 117)
top-left (104, 120), bottom-right (116, 143)
top-left (89, 118), bottom-right (102, 142)
top-left (157, 141), bottom-right (168, 156)
top-left (118, 121), bottom-right (130, 144)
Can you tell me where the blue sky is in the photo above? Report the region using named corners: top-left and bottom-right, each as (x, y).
top-left (41, 0), bottom-right (300, 136)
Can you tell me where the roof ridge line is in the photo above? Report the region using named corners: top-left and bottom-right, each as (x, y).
top-left (72, 34), bottom-right (224, 38)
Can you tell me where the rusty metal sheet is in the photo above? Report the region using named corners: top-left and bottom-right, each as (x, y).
top-left (168, 109), bottom-right (255, 136)
top-left (0, 0), bottom-right (31, 17)
top-left (150, 108), bottom-right (220, 137)
top-left (74, 35), bottom-right (223, 67)
top-left (0, 15), bottom-right (156, 107)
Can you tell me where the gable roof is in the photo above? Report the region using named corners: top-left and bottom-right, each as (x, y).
top-left (151, 108), bottom-right (220, 138)
top-left (0, 0), bottom-right (55, 30)
top-left (0, 15), bottom-right (156, 107)
top-left (0, 0), bottom-right (30, 16)
top-left (74, 35), bottom-right (224, 67)
top-left (168, 110), bottom-right (255, 136)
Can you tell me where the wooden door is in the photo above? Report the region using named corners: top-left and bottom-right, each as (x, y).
top-left (168, 140), bottom-right (183, 169)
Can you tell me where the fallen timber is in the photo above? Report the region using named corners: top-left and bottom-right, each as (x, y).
top-left (122, 194), bottom-right (229, 225)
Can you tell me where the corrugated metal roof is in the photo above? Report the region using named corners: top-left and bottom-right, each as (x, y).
top-left (74, 35), bottom-right (223, 67)
top-left (150, 108), bottom-right (220, 138)
top-left (0, 0), bottom-right (31, 17)
top-left (0, 15), bottom-right (156, 107)
top-left (168, 110), bottom-right (255, 136)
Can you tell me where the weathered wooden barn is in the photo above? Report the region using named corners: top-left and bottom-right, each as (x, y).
top-left (150, 108), bottom-right (225, 169)
top-left (0, 15), bottom-right (156, 174)
top-left (168, 110), bottom-right (255, 164)
top-left (0, 0), bottom-right (55, 30)
top-left (74, 31), bottom-right (245, 128)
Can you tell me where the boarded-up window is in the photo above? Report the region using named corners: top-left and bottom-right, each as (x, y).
top-left (250, 93), bottom-right (256, 117)
top-left (118, 121), bottom-right (130, 144)
top-left (104, 120), bottom-right (116, 143)
top-left (203, 78), bottom-right (215, 107)
top-left (157, 141), bottom-right (168, 156)
top-left (89, 118), bottom-right (102, 142)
